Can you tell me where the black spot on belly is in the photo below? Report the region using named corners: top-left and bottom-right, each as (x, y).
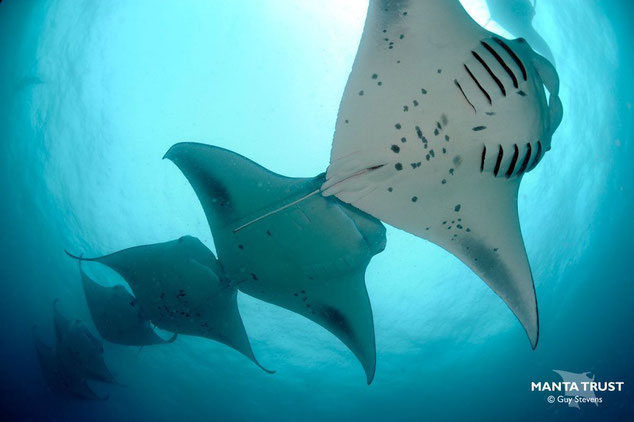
top-left (421, 88), bottom-right (427, 94)
top-left (441, 114), bottom-right (448, 126)
top-left (395, 123), bottom-right (402, 129)
top-left (388, 187), bottom-right (393, 192)
top-left (238, 244), bottom-right (244, 250)
top-left (391, 145), bottom-right (400, 153)
top-left (437, 69), bottom-right (442, 74)
top-left (403, 105), bottom-right (409, 112)
top-left (517, 90), bottom-right (526, 96)
top-left (250, 273), bottom-right (258, 281)
top-left (413, 100), bottom-right (419, 107)
top-left (453, 156), bottom-right (462, 166)
top-left (441, 179), bottom-right (447, 184)
top-left (205, 174), bottom-right (232, 209)
top-left (411, 196), bottom-right (418, 202)
top-left (318, 305), bottom-right (350, 333)
top-left (395, 163), bottom-right (403, 171)
top-left (472, 126), bottom-right (487, 131)
top-left (401, 137), bottom-right (407, 143)
top-left (359, 90), bottom-right (364, 96)
top-left (454, 204), bottom-right (461, 212)
top-left (372, 73), bottom-right (378, 79)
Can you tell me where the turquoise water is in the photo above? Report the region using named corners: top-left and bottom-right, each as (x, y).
top-left (0, 1), bottom-right (632, 421)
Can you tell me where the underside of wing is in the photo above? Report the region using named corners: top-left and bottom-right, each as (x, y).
top-left (165, 143), bottom-right (385, 383)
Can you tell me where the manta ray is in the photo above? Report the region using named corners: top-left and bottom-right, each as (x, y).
top-left (79, 260), bottom-right (177, 346)
top-left (34, 303), bottom-right (114, 400)
top-left (34, 335), bottom-right (109, 400)
top-left (66, 236), bottom-right (274, 374)
top-left (485, 0), bottom-right (555, 64)
top-left (53, 301), bottom-right (118, 384)
top-left (553, 370), bottom-right (600, 408)
top-left (164, 144), bottom-right (386, 384)
top-left (320, 0), bottom-right (563, 348)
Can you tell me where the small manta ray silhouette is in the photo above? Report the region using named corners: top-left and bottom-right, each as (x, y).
top-left (552, 370), bottom-right (599, 409)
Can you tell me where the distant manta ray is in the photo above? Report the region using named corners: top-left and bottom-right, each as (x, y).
top-left (239, 0), bottom-right (562, 349)
top-left (66, 237), bottom-right (275, 374)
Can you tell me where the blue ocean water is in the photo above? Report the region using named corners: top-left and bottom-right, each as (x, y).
top-left (0, 0), bottom-right (632, 421)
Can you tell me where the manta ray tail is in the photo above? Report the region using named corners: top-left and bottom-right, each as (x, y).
top-left (254, 361), bottom-right (276, 374)
top-left (233, 188), bottom-right (321, 233)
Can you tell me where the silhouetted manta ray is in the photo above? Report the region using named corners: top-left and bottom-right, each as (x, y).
top-left (165, 144), bottom-right (386, 384)
top-left (78, 261), bottom-right (177, 346)
top-left (66, 237), bottom-right (274, 374)
top-left (319, 0), bottom-right (562, 348)
top-left (53, 301), bottom-right (118, 384)
top-left (33, 331), bottom-right (109, 400)
top-left (486, 0), bottom-right (555, 64)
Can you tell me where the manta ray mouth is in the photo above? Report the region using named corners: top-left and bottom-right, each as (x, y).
top-left (480, 140), bottom-right (544, 178)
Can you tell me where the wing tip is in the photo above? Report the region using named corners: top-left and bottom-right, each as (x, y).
top-left (163, 142), bottom-right (206, 162)
top-left (518, 304), bottom-right (539, 350)
top-left (254, 359), bottom-right (276, 375)
top-left (162, 143), bottom-right (180, 161)
top-left (366, 371), bottom-right (376, 385)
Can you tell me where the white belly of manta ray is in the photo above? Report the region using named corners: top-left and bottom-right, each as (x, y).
top-left (321, 0), bottom-right (562, 348)
top-left (237, 0), bottom-right (563, 350)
